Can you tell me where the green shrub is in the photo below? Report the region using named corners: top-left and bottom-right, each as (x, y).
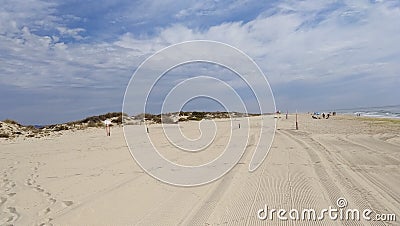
top-left (53, 125), bottom-right (69, 131)
top-left (179, 111), bottom-right (189, 116)
top-left (80, 112), bottom-right (123, 124)
top-left (87, 121), bottom-right (98, 127)
top-left (152, 117), bottom-right (161, 124)
top-left (0, 133), bottom-right (10, 138)
top-left (86, 121), bottom-right (104, 127)
top-left (111, 115), bottom-right (123, 124)
top-left (192, 111), bottom-right (206, 118)
top-left (3, 119), bottom-right (19, 125)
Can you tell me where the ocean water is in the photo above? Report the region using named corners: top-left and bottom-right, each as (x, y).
top-left (338, 105), bottom-right (400, 119)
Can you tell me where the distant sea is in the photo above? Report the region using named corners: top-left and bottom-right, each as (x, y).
top-left (336, 105), bottom-right (400, 119)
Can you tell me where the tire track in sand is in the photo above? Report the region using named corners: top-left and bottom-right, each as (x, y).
top-left (326, 135), bottom-right (399, 215)
top-left (246, 130), bottom-right (330, 226)
top-left (180, 134), bottom-right (256, 226)
top-left (281, 130), bottom-right (367, 226)
top-left (283, 130), bottom-right (387, 226)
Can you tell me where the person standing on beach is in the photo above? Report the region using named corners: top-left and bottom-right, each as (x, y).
top-left (104, 119), bottom-right (112, 136)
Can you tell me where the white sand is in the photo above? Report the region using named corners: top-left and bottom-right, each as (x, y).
top-left (0, 115), bottom-right (399, 225)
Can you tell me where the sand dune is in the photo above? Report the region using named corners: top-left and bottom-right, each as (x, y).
top-left (0, 115), bottom-right (399, 225)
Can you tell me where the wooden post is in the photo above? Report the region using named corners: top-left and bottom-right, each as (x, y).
top-left (295, 111), bottom-right (299, 130)
top-left (147, 127), bottom-right (149, 133)
top-left (239, 123), bottom-right (240, 129)
top-left (286, 110), bottom-right (288, 119)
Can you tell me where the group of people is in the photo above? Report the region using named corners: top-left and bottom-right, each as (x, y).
top-left (312, 112), bottom-right (336, 119)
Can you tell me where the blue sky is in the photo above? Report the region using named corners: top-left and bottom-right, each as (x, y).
top-left (1, 0), bottom-right (399, 125)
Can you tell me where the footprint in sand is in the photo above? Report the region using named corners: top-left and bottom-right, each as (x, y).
top-left (4, 181), bottom-right (15, 191)
top-left (0, 197), bottom-right (7, 205)
top-left (33, 186), bottom-right (45, 193)
top-left (39, 207), bottom-right (51, 216)
top-left (0, 216), bottom-right (14, 225)
top-left (48, 198), bottom-right (56, 204)
top-left (61, 200), bottom-right (74, 207)
top-left (25, 178), bottom-right (35, 186)
top-left (7, 206), bottom-right (17, 214)
top-left (38, 218), bottom-right (53, 226)
top-left (1, 206), bottom-right (19, 224)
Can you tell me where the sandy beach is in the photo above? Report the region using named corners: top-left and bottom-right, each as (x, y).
top-left (0, 114), bottom-right (399, 225)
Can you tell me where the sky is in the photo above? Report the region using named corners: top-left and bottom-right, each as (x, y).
top-left (0, 0), bottom-right (399, 125)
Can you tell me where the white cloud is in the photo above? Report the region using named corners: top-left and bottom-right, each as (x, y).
top-left (113, 0), bottom-right (400, 86)
top-left (2, 0), bottom-right (399, 88)
top-left (0, 0), bottom-right (58, 35)
top-left (56, 26), bottom-right (85, 40)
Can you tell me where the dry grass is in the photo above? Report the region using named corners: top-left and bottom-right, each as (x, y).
top-left (3, 119), bottom-right (20, 125)
top-left (87, 122), bottom-right (104, 128)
